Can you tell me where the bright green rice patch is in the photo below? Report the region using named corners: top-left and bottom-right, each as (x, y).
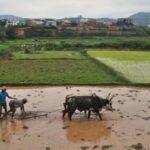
top-left (88, 50), bottom-right (150, 62)
top-left (0, 59), bottom-right (122, 84)
top-left (13, 51), bottom-right (86, 60)
top-left (88, 50), bottom-right (150, 83)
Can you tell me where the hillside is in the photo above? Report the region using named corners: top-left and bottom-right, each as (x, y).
top-left (0, 15), bottom-right (22, 20)
top-left (129, 12), bottom-right (150, 26)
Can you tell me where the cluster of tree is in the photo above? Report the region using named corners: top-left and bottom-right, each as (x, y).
top-left (0, 49), bottom-right (12, 59)
top-left (0, 26), bottom-right (150, 41)
top-left (17, 26), bottom-right (150, 38)
top-left (25, 27), bottom-right (54, 38)
top-left (0, 26), bottom-right (17, 40)
top-left (18, 39), bottom-right (150, 52)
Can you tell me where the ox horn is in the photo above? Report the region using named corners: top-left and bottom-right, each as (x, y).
top-left (109, 94), bottom-right (118, 101)
top-left (106, 93), bottom-right (111, 99)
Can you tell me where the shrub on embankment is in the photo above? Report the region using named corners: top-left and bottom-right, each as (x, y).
top-left (0, 49), bottom-right (13, 59)
top-left (22, 41), bottom-right (150, 51)
top-left (1, 37), bottom-right (150, 54)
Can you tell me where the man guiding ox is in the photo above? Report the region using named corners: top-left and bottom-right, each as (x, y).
top-left (0, 86), bottom-right (16, 118)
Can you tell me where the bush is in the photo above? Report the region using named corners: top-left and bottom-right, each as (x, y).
top-left (6, 27), bottom-right (17, 39)
top-left (80, 49), bottom-right (87, 56)
top-left (0, 49), bottom-right (13, 59)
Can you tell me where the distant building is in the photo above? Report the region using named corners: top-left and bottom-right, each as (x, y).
top-left (19, 18), bottom-right (26, 26)
top-left (45, 19), bottom-right (57, 27)
top-left (80, 18), bottom-right (88, 23)
top-left (88, 19), bottom-right (97, 29)
top-left (32, 19), bottom-right (44, 26)
top-left (5, 20), bottom-right (19, 27)
top-left (117, 18), bottom-right (133, 25)
top-left (25, 19), bottom-right (44, 27)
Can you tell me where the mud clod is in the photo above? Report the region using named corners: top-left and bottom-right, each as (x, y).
top-left (101, 145), bottom-right (112, 150)
top-left (129, 143), bottom-right (144, 150)
top-left (136, 133), bottom-right (141, 136)
top-left (81, 138), bottom-right (85, 141)
top-left (23, 125), bottom-right (29, 129)
top-left (142, 117), bottom-right (150, 120)
top-left (46, 146), bottom-right (50, 150)
top-left (146, 132), bottom-right (150, 135)
top-left (80, 146), bottom-right (89, 150)
top-left (92, 145), bottom-right (99, 149)
top-left (62, 125), bottom-right (70, 129)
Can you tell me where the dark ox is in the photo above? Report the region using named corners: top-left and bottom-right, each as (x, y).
top-left (62, 93), bottom-right (116, 120)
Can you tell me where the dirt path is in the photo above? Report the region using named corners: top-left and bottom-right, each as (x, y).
top-left (0, 86), bottom-right (150, 150)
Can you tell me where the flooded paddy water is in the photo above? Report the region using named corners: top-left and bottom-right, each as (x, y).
top-left (0, 86), bottom-right (150, 150)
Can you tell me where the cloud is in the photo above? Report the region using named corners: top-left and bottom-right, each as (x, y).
top-left (0, 0), bottom-right (149, 18)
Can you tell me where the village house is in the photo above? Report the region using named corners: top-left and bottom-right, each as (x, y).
top-left (117, 18), bottom-right (133, 26)
top-left (87, 19), bottom-right (97, 30)
top-left (32, 19), bottom-right (44, 26)
top-left (45, 19), bottom-right (57, 27)
top-left (25, 19), bottom-right (44, 27)
top-left (5, 20), bottom-right (19, 27)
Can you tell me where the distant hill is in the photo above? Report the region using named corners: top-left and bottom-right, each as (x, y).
top-left (129, 12), bottom-right (150, 26)
top-left (0, 15), bottom-right (22, 20)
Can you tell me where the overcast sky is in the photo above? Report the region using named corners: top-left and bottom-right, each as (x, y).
top-left (0, 0), bottom-right (150, 18)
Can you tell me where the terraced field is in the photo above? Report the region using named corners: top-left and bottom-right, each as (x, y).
top-left (13, 51), bottom-right (87, 60)
top-left (0, 51), bottom-right (124, 84)
top-left (88, 50), bottom-right (150, 83)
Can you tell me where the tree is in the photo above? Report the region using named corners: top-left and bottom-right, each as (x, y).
top-left (0, 27), bottom-right (6, 40)
top-left (6, 27), bottom-right (17, 39)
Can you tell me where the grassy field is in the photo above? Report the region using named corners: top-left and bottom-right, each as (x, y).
top-left (0, 51), bottom-right (125, 84)
top-left (1, 37), bottom-right (150, 85)
top-left (13, 51), bottom-right (87, 60)
top-left (88, 50), bottom-right (150, 83)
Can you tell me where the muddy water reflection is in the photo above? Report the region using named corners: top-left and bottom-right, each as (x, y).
top-left (64, 120), bottom-right (111, 143)
top-left (0, 120), bottom-right (26, 143)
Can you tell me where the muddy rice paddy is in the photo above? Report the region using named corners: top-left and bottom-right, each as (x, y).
top-left (0, 86), bottom-right (150, 150)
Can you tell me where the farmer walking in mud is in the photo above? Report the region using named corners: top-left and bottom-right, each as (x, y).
top-left (0, 86), bottom-right (16, 118)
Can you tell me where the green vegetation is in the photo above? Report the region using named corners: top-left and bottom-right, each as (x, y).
top-left (0, 38), bottom-right (150, 85)
top-left (0, 57), bottom-right (123, 85)
top-left (88, 50), bottom-right (150, 83)
top-left (0, 37), bottom-right (150, 53)
top-left (13, 51), bottom-right (87, 60)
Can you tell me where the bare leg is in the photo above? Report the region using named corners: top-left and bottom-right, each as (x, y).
top-left (88, 110), bottom-right (91, 120)
top-left (3, 103), bottom-right (7, 113)
top-left (68, 110), bottom-right (75, 121)
top-left (11, 109), bottom-right (16, 118)
top-left (84, 110), bottom-right (87, 115)
top-left (96, 111), bottom-right (102, 120)
top-left (62, 110), bottom-right (67, 119)
top-left (68, 111), bottom-right (72, 121)
top-left (0, 105), bottom-right (2, 118)
top-left (3, 103), bottom-right (7, 117)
